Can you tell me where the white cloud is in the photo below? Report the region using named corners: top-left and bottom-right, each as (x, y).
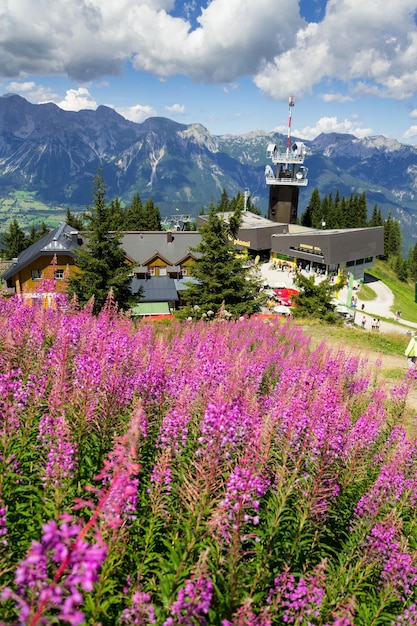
top-left (254, 0), bottom-right (417, 101)
top-left (1, 0), bottom-right (417, 115)
top-left (164, 103), bottom-right (186, 115)
top-left (54, 87), bottom-right (97, 111)
top-left (115, 103), bottom-right (157, 123)
top-left (6, 80), bottom-right (57, 102)
top-left (319, 93), bottom-right (353, 103)
top-left (222, 82), bottom-right (239, 94)
top-left (279, 116), bottom-right (373, 140)
top-left (0, 0), bottom-right (303, 83)
top-left (403, 125), bottom-right (417, 139)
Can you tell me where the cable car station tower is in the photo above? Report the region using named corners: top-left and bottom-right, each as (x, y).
top-left (265, 96), bottom-right (308, 224)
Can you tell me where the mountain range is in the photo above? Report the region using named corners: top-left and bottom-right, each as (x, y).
top-left (1, 93), bottom-right (417, 246)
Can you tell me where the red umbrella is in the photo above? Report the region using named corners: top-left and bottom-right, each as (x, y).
top-left (273, 287), bottom-right (299, 306)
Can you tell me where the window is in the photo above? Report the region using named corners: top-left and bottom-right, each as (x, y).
top-left (147, 266), bottom-right (155, 276)
top-left (159, 266), bottom-right (167, 276)
top-left (180, 266), bottom-right (189, 276)
top-left (31, 269), bottom-right (42, 280)
top-left (54, 269), bottom-right (64, 280)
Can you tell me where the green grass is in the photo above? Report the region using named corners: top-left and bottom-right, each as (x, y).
top-left (357, 283), bottom-right (377, 301)
top-left (299, 318), bottom-right (409, 357)
top-left (366, 259), bottom-right (417, 323)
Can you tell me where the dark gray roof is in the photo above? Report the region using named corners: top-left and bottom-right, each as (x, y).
top-left (1, 222), bottom-right (82, 281)
top-left (122, 231), bottom-right (201, 265)
top-left (174, 276), bottom-right (200, 291)
top-left (131, 276), bottom-right (179, 301)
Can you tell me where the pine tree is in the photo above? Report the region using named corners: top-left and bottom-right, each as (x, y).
top-left (1, 219), bottom-right (27, 259)
top-left (357, 192), bottom-right (368, 227)
top-left (218, 188), bottom-right (229, 213)
top-left (394, 255), bottom-right (408, 281)
top-left (107, 197), bottom-right (126, 231)
top-left (65, 208), bottom-right (84, 231)
top-left (369, 204), bottom-right (383, 227)
top-left (68, 169), bottom-right (135, 313)
top-left (181, 204), bottom-right (263, 318)
top-left (143, 197), bottom-right (161, 231)
top-left (408, 242), bottom-right (417, 279)
top-left (383, 212), bottom-right (402, 258)
top-left (124, 193), bottom-right (144, 230)
top-left (301, 188), bottom-right (321, 227)
top-left (292, 272), bottom-right (342, 323)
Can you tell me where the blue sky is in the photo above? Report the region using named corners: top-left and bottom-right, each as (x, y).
top-left (2, 0), bottom-right (417, 144)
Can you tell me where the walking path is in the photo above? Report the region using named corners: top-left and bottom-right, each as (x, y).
top-left (259, 261), bottom-right (417, 335)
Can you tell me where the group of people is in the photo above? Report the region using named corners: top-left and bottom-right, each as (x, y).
top-left (360, 316), bottom-right (380, 330)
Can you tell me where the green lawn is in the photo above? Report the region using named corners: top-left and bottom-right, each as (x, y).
top-left (366, 260), bottom-right (417, 323)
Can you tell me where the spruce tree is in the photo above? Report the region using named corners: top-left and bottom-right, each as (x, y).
top-left (383, 212), bottom-right (402, 258)
top-left (65, 208), bottom-right (84, 231)
top-left (107, 197), bottom-right (125, 231)
top-left (1, 219), bottom-right (27, 259)
top-left (301, 188), bottom-right (321, 227)
top-left (369, 204), bottom-right (383, 227)
top-left (68, 169), bottom-right (135, 313)
top-left (124, 193), bottom-right (145, 230)
top-left (292, 272), bottom-right (342, 323)
top-left (357, 192), bottom-right (368, 227)
top-left (181, 203), bottom-right (263, 318)
top-left (409, 242), bottom-right (417, 279)
top-left (143, 197), bottom-right (162, 231)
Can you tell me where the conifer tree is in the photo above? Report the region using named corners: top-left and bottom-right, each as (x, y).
top-left (368, 204), bottom-right (383, 226)
top-left (181, 203), bottom-right (263, 318)
top-left (143, 197), bottom-right (162, 231)
top-left (1, 219), bottom-right (27, 259)
top-left (292, 272), bottom-right (342, 323)
top-left (300, 188), bottom-right (321, 227)
top-left (107, 197), bottom-right (125, 231)
top-left (408, 242), bottom-right (417, 279)
top-left (356, 192), bottom-right (368, 227)
top-left (124, 193), bottom-right (145, 230)
top-left (26, 221), bottom-right (50, 246)
top-left (218, 188), bottom-right (230, 212)
top-left (383, 212), bottom-right (402, 259)
top-left (65, 208), bottom-right (84, 231)
top-left (68, 169), bottom-right (135, 313)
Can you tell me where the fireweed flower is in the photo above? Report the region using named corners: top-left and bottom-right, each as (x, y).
top-left (91, 403), bottom-right (145, 529)
top-left (38, 411), bottom-right (78, 488)
top-left (157, 404), bottom-right (192, 454)
top-left (0, 367), bottom-right (28, 435)
top-left (210, 462), bottom-right (270, 544)
top-left (362, 520), bottom-right (417, 598)
top-left (148, 448), bottom-right (173, 507)
top-left (267, 561), bottom-right (326, 624)
top-left (393, 603), bottom-right (417, 625)
top-left (343, 388), bottom-right (387, 460)
top-left (198, 398), bottom-right (259, 457)
top-left (3, 515), bottom-right (107, 625)
top-left (353, 435), bottom-right (417, 523)
top-left (0, 499), bottom-right (7, 547)
top-left (222, 598), bottom-right (272, 625)
top-left (163, 574), bottom-right (213, 625)
top-left (119, 589), bottom-right (156, 624)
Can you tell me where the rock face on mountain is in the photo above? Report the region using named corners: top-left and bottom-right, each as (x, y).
top-left (1, 94), bottom-right (417, 245)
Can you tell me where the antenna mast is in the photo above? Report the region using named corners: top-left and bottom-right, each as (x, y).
top-left (285, 96), bottom-right (295, 163)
